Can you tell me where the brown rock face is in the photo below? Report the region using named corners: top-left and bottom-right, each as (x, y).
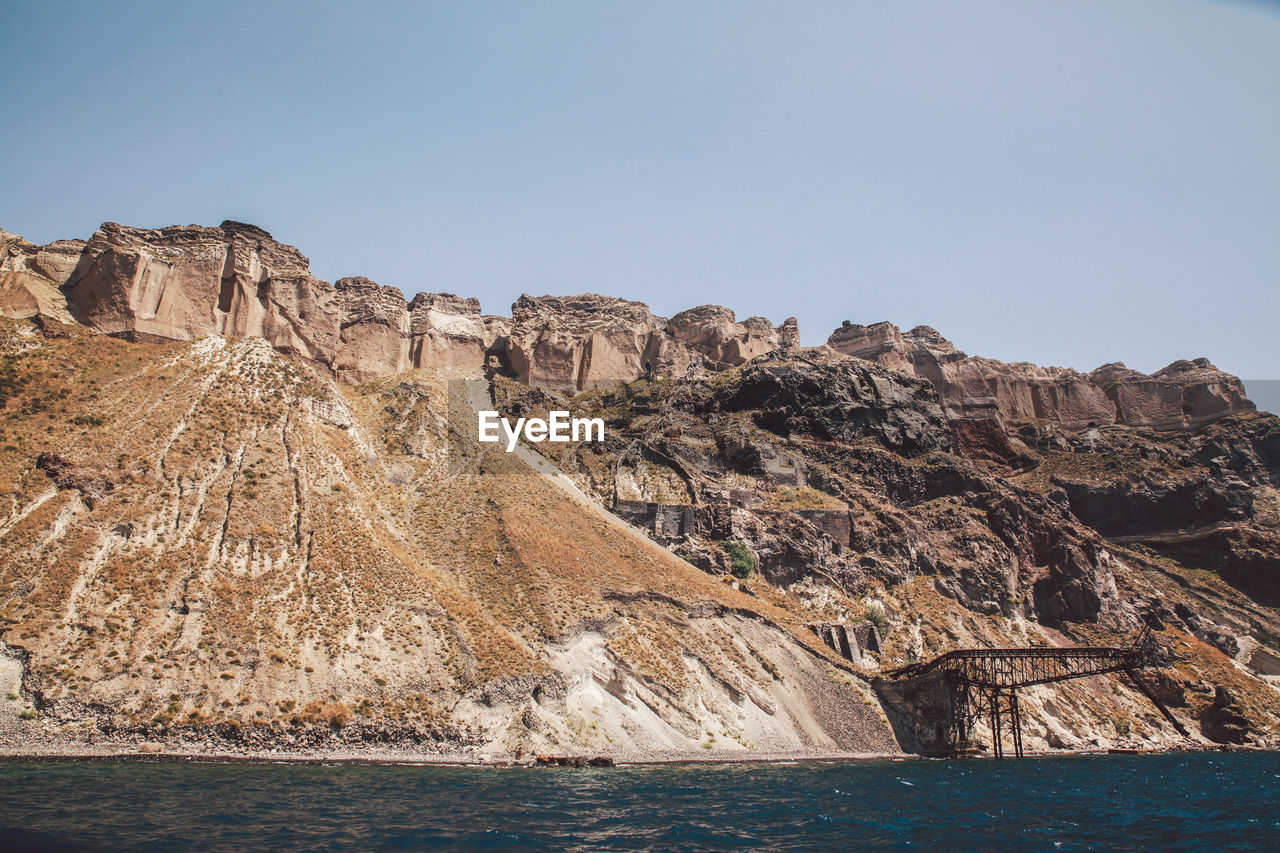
top-left (63, 221), bottom-right (340, 357)
top-left (331, 276), bottom-right (410, 383)
top-left (503, 294), bottom-right (795, 392)
top-left (827, 321), bottom-right (1253, 430)
top-left (0, 228), bottom-right (80, 323)
top-left (7, 222), bottom-right (795, 390)
top-left (1089, 359), bottom-right (1255, 430)
top-left (664, 305), bottom-right (788, 370)
top-left (3, 219), bottom-right (1258, 433)
top-left (505, 294), bottom-right (658, 392)
top-left (48, 221), bottom-right (503, 382)
top-left (409, 292), bottom-right (506, 372)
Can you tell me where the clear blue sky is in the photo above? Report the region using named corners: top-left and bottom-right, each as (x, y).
top-left (3, 1), bottom-right (1277, 377)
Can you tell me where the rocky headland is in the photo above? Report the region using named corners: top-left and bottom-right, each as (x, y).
top-left (8, 220), bottom-right (1249, 434)
top-left (1, 219), bottom-right (1277, 763)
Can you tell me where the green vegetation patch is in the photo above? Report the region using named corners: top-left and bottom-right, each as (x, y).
top-left (716, 539), bottom-right (757, 580)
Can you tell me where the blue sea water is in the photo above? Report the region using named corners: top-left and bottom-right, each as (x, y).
top-left (1, 752), bottom-right (1277, 851)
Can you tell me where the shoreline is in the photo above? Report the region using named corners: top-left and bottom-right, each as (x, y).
top-left (1, 742), bottom-right (1266, 768)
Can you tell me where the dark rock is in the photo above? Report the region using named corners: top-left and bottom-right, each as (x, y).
top-left (1150, 527), bottom-right (1280, 607)
top-left (1200, 686), bottom-right (1250, 744)
top-left (948, 418), bottom-right (1038, 471)
top-left (709, 357), bottom-right (949, 456)
top-left (1053, 472), bottom-right (1253, 538)
top-left (36, 451), bottom-right (114, 508)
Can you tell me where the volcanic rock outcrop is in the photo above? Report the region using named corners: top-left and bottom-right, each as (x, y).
top-left (3, 217), bottom-right (1280, 759)
top-left (499, 349), bottom-right (1134, 626)
top-left (503, 294), bottom-right (797, 392)
top-left (51, 221), bottom-right (509, 383)
top-left (0, 220), bottom-right (1258, 434)
top-left (0, 228), bottom-right (80, 323)
top-left (827, 321), bottom-right (1253, 430)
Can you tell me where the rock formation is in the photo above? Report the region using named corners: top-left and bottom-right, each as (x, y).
top-left (409, 292), bottom-right (508, 373)
top-left (1089, 359), bottom-right (1255, 430)
top-left (7, 221), bottom-right (799, 390)
top-left (0, 228), bottom-right (80, 323)
top-left (0, 326), bottom-right (901, 760)
top-left (495, 339), bottom-right (1280, 751)
top-left (827, 321), bottom-right (1254, 430)
top-left (503, 294), bottom-right (797, 392)
top-left (50, 221), bottom-right (510, 383)
top-left (2, 220), bottom-right (1280, 758)
top-left (0, 220), bottom-right (1259, 434)
top-left (1200, 686), bottom-right (1251, 744)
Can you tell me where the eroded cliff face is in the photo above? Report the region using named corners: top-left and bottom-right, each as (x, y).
top-left (498, 347), bottom-right (1280, 752)
top-left (827, 321), bottom-right (1254, 431)
top-left (8, 222), bottom-right (802, 394)
top-left (1, 220), bottom-right (1259, 436)
top-left (2, 218), bottom-right (1277, 758)
top-left (503, 294), bottom-right (797, 392)
top-left (49, 221), bottom-right (507, 384)
top-left (0, 319), bottom-right (897, 759)
top-left (0, 229), bottom-right (80, 323)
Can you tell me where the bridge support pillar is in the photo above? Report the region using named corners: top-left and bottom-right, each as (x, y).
top-left (882, 627), bottom-right (1178, 759)
top-left (986, 688), bottom-right (1024, 760)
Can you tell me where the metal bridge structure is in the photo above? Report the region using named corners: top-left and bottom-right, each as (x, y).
top-left (883, 627), bottom-right (1188, 758)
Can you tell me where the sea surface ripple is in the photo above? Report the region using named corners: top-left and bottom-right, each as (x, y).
top-left (1, 751), bottom-right (1277, 851)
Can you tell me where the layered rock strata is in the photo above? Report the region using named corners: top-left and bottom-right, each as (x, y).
top-left (53, 221), bottom-right (507, 383)
top-left (827, 321), bottom-right (1254, 430)
top-left (503, 294), bottom-right (798, 392)
top-left (6, 222), bottom-right (799, 389)
top-left (0, 228), bottom-right (81, 323)
top-left (0, 220), bottom-right (1258, 433)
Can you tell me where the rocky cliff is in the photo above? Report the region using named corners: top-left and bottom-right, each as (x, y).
top-left (0, 321), bottom-right (894, 760)
top-left (1, 218), bottom-right (1277, 759)
top-left (498, 346), bottom-right (1280, 752)
top-left (827, 321), bottom-right (1254, 430)
top-left (2, 221), bottom-right (1258, 436)
top-left (503, 294), bottom-right (797, 392)
top-left (0, 228), bottom-right (80, 324)
top-left (49, 222), bottom-right (513, 385)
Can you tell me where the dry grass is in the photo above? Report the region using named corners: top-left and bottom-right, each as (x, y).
top-left (764, 485), bottom-right (848, 511)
